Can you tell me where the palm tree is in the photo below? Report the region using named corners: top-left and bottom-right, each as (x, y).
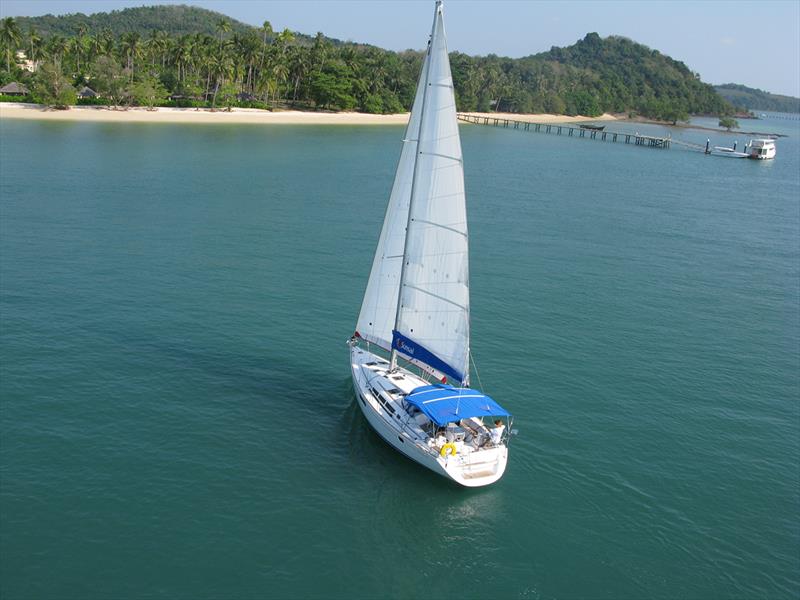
top-left (88, 33), bottom-right (106, 64)
top-left (255, 71), bottom-right (276, 105)
top-left (25, 27), bottom-right (41, 64)
top-left (119, 31), bottom-right (141, 80)
top-left (146, 30), bottom-right (169, 69)
top-left (0, 17), bottom-right (22, 72)
top-left (272, 61), bottom-right (289, 104)
top-left (275, 28), bottom-right (294, 60)
top-left (46, 35), bottom-right (68, 70)
top-left (161, 32), bottom-right (174, 71)
top-left (258, 20), bottom-right (273, 76)
top-left (311, 32), bottom-right (329, 73)
top-left (369, 61), bottom-right (387, 94)
top-left (216, 18), bottom-right (231, 44)
top-left (209, 52), bottom-right (233, 108)
top-left (191, 34), bottom-right (216, 98)
top-left (171, 35), bottom-right (193, 84)
top-left (99, 28), bottom-right (115, 57)
top-left (288, 47), bottom-right (310, 104)
top-left (67, 35), bottom-right (88, 73)
top-left (235, 32), bottom-right (259, 93)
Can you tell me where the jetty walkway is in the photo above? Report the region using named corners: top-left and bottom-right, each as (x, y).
top-left (457, 113), bottom-right (671, 149)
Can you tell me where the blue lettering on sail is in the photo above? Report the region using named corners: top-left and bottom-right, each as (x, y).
top-left (391, 330), bottom-right (465, 384)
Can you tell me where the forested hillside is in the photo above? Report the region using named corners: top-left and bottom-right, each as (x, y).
top-left (15, 5), bottom-right (265, 39)
top-left (532, 34), bottom-right (729, 120)
top-left (1, 6), bottom-right (734, 119)
top-left (715, 83), bottom-right (799, 114)
top-left (451, 33), bottom-right (730, 121)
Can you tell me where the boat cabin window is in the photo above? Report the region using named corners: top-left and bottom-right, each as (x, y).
top-left (377, 393), bottom-right (396, 414)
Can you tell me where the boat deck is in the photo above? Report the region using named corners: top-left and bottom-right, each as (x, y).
top-left (352, 345), bottom-right (502, 454)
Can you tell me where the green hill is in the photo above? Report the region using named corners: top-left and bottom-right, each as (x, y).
top-left (15, 5), bottom-right (258, 38)
top-left (524, 33), bottom-right (730, 120)
top-left (714, 83), bottom-right (799, 114)
top-left (3, 8), bottom-right (734, 118)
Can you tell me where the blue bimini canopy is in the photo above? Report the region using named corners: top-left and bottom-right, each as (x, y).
top-left (405, 384), bottom-right (512, 427)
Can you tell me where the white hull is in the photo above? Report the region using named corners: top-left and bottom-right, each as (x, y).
top-left (748, 139), bottom-right (777, 160)
top-left (350, 345), bottom-right (508, 487)
top-left (712, 146), bottom-right (749, 158)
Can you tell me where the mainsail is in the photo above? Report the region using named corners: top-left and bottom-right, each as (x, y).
top-left (358, 1), bottom-right (470, 386)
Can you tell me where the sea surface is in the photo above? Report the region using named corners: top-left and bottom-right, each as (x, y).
top-left (1, 113), bottom-right (798, 599)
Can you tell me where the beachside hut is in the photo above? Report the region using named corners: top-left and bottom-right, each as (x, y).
top-left (0, 82), bottom-right (29, 96)
top-left (77, 86), bottom-right (98, 98)
top-left (169, 94), bottom-right (204, 101)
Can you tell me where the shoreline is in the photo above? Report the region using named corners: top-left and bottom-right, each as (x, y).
top-left (1, 103), bottom-right (782, 136)
top-left (620, 114), bottom-right (787, 137)
top-left (0, 103), bottom-right (617, 126)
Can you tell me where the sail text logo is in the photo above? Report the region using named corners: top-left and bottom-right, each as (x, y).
top-left (397, 339), bottom-right (415, 355)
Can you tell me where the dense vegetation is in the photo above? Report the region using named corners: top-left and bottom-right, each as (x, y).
top-left (14, 5), bottom-right (271, 40)
top-left (1, 5), bottom-right (735, 119)
top-left (715, 83), bottom-right (800, 114)
top-left (531, 34), bottom-right (730, 121)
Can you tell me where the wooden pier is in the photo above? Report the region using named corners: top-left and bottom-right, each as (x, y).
top-left (456, 113), bottom-right (671, 149)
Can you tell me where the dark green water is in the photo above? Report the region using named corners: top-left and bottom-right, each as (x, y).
top-left (1, 116), bottom-right (798, 599)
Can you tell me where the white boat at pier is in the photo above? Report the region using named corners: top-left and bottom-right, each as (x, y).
top-left (747, 138), bottom-right (776, 160)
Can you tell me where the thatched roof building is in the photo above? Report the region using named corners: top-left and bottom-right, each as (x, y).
top-left (0, 82), bottom-right (29, 96)
top-left (77, 86), bottom-right (98, 98)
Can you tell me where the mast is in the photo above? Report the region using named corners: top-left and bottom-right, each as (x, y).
top-left (389, 0), bottom-right (441, 372)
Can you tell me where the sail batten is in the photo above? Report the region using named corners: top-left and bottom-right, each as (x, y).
top-left (410, 219), bottom-right (466, 236)
top-left (403, 284), bottom-right (467, 310)
top-left (419, 151), bottom-right (462, 162)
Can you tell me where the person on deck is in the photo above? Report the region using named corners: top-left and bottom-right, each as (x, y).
top-left (490, 419), bottom-right (505, 445)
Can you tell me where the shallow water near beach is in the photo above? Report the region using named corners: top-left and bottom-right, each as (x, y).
top-left (1, 114), bottom-right (798, 599)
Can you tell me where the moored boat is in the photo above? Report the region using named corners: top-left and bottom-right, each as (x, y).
top-left (712, 141), bottom-right (749, 158)
top-left (747, 138), bottom-right (776, 160)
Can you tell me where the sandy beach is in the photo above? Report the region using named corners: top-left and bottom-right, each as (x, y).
top-left (0, 102), bottom-right (616, 125)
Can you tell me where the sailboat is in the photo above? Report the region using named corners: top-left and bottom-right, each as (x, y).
top-left (348, 0), bottom-right (512, 487)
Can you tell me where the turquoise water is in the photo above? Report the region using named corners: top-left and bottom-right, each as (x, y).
top-left (1, 115), bottom-right (798, 599)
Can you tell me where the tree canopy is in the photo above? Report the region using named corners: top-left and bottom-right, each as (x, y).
top-left (1, 8), bottom-right (737, 119)
top-left (715, 83), bottom-right (800, 114)
top-left (718, 117), bottom-right (739, 131)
